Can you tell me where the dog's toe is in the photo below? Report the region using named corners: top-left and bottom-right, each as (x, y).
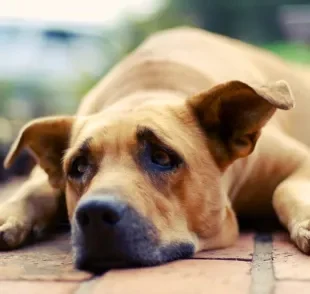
top-left (291, 220), bottom-right (310, 254)
top-left (0, 217), bottom-right (30, 250)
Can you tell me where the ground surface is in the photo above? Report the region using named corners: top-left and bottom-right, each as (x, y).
top-left (0, 181), bottom-right (310, 294)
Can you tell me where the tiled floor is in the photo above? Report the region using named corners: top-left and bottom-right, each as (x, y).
top-left (1, 182), bottom-right (310, 294)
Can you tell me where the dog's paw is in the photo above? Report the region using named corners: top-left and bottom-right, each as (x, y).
top-left (0, 217), bottom-right (31, 250)
top-left (0, 202), bottom-right (32, 250)
top-left (291, 220), bottom-right (310, 254)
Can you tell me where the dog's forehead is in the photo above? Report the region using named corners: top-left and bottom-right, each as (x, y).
top-left (67, 104), bottom-right (208, 168)
top-left (71, 102), bottom-right (192, 147)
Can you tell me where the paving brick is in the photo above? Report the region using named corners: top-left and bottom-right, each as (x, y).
top-left (275, 281), bottom-right (310, 294)
top-left (194, 233), bottom-right (254, 260)
top-left (94, 259), bottom-right (251, 294)
top-left (250, 233), bottom-right (274, 294)
top-left (273, 232), bottom-right (310, 280)
top-left (0, 233), bottom-right (92, 281)
top-left (0, 281), bottom-right (78, 294)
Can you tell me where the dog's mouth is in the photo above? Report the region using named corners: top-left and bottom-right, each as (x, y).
top-left (73, 241), bottom-right (194, 273)
top-left (71, 204), bottom-right (194, 273)
top-left (75, 258), bottom-right (129, 274)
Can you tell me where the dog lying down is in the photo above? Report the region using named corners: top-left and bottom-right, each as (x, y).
top-left (1, 27), bottom-right (310, 272)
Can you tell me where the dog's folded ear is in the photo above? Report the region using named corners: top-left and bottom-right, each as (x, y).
top-left (4, 116), bottom-right (75, 188)
top-left (188, 80), bottom-right (295, 168)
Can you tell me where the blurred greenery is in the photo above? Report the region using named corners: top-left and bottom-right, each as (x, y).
top-left (76, 0), bottom-right (310, 98)
top-left (264, 43), bottom-right (310, 64)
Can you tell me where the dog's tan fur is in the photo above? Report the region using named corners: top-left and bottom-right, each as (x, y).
top-left (2, 27), bottom-right (310, 256)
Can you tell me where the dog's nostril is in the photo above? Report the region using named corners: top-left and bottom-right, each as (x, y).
top-left (101, 209), bottom-right (121, 225)
top-left (79, 212), bottom-right (90, 227)
top-left (75, 195), bottom-right (127, 229)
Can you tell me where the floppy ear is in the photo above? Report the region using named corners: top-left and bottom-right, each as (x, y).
top-left (187, 80), bottom-right (295, 168)
top-left (4, 116), bottom-right (75, 188)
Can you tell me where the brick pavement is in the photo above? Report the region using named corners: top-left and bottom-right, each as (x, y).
top-left (1, 182), bottom-right (310, 294)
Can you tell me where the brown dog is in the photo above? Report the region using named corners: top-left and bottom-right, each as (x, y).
top-left (1, 27), bottom-right (310, 271)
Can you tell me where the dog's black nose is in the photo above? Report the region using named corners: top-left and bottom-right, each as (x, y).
top-left (75, 195), bottom-right (127, 228)
top-left (72, 193), bottom-right (195, 273)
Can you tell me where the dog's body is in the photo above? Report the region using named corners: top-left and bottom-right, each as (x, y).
top-left (2, 27), bottom-right (310, 270)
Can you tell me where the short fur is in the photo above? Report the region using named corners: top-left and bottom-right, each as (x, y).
top-left (2, 27), bottom-right (310, 265)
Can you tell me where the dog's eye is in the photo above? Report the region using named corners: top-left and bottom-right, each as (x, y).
top-left (68, 156), bottom-right (89, 179)
top-left (151, 150), bottom-right (171, 167)
top-left (149, 145), bottom-right (182, 171)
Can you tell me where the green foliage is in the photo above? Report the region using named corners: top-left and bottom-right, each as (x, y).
top-left (0, 81), bottom-right (13, 110)
top-left (264, 43), bottom-right (310, 64)
top-left (2, 0), bottom-right (310, 121)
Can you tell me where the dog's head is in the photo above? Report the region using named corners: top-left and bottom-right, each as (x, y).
top-left (4, 80), bottom-right (294, 272)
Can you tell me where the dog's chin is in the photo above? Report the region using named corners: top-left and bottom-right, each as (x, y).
top-left (73, 242), bottom-right (195, 273)
top-left (74, 257), bottom-right (129, 274)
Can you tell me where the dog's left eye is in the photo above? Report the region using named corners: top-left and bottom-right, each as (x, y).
top-left (151, 150), bottom-right (172, 167)
top-left (68, 155), bottom-right (89, 179)
top-left (148, 144), bottom-right (182, 171)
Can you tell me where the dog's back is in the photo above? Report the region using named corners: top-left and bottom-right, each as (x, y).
top-left (78, 27), bottom-right (310, 147)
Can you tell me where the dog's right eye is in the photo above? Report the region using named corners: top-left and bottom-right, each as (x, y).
top-left (68, 155), bottom-right (89, 179)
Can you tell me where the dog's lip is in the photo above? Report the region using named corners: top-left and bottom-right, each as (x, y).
top-left (75, 257), bottom-right (137, 273)
top-left (73, 248), bottom-right (165, 272)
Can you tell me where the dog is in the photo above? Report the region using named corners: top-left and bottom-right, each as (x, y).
top-left (1, 27), bottom-right (310, 272)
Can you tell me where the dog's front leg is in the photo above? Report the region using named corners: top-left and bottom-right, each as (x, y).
top-left (273, 159), bottom-right (310, 254)
top-left (0, 166), bottom-right (63, 250)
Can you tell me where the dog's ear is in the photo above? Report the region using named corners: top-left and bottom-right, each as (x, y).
top-left (4, 116), bottom-right (75, 188)
top-left (188, 80), bottom-right (294, 168)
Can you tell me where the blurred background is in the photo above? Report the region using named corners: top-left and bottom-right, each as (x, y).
top-left (0, 0), bottom-right (310, 182)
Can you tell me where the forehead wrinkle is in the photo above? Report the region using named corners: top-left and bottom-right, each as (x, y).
top-left (136, 125), bottom-right (168, 146)
top-left (78, 137), bottom-right (92, 152)
top-left (69, 115), bottom-right (91, 146)
top-left (157, 105), bottom-right (205, 149)
top-left (63, 136), bottom-right (92, 162)
top-left (71, 120), bottom-right (109, 153)
top-left (135, 109), bottom-right (192, 155)
top-left (83, 119), bottom-right (137, 158)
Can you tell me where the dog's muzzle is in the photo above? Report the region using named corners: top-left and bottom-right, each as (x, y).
top-left (71, 193), bottom-right (194, 273)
